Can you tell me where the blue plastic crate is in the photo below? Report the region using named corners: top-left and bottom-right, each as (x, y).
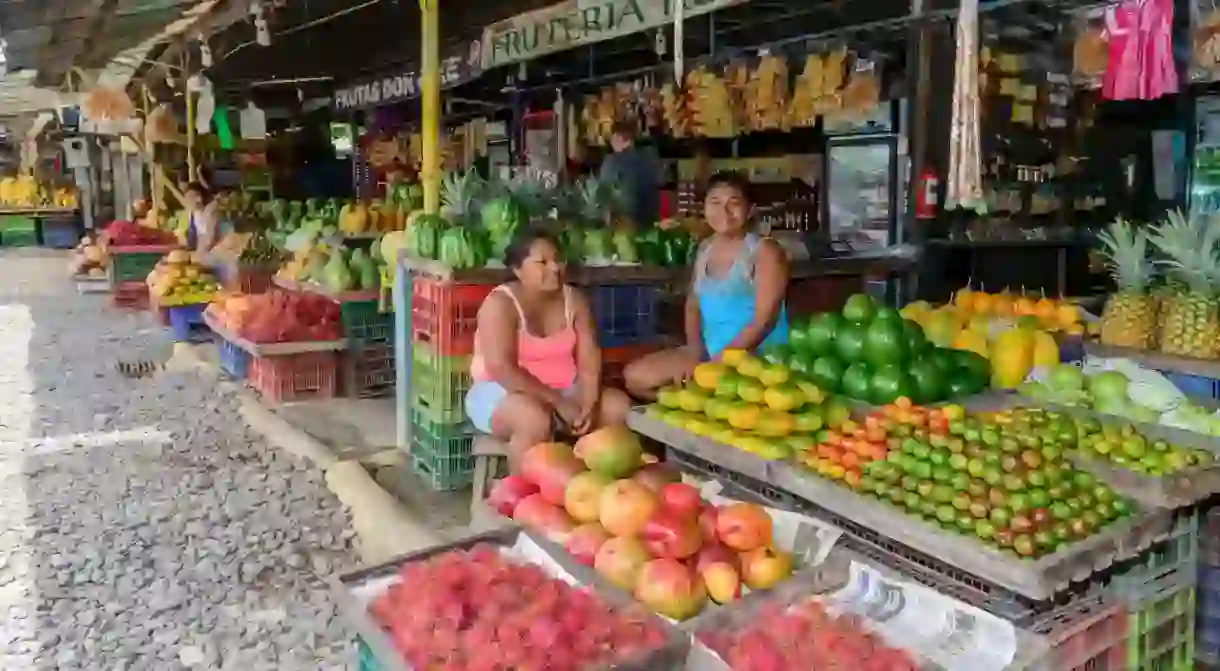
top-left (168, 303), bottom-right (210, 343)
top-left (1165, 372), bottom-right (1220, 400)
top-left (1200, 565), bottom-right (1220, 595)
top-left (40, 216), bottom-right (81, 249)
top-left (218, 338), bottom-right (249, 380)
top-left (588, 283), bottom-right (660, 347)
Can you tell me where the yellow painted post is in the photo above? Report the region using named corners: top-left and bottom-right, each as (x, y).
top-left (420, 0), bottom-right (441, 214)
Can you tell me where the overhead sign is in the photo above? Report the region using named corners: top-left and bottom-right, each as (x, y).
top-left (481, 0), bottom-right (745, 70)
top-left (332, 42), bottom-right (483, 111)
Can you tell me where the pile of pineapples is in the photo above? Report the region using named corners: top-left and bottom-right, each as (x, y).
top-left (1098, 209), bottom-right (1220, 359)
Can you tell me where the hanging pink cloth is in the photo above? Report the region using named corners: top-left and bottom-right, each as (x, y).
top-left (1103, 0), bottom-right (1179, 100)
top-left (1140, 0), bottom-right (1179, 99)
top-left (1102, 2), bottom-right (1141, 100)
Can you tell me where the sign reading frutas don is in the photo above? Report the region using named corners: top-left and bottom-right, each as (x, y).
top-left (332, 42), bottom-right (483, 111)
top-left (482, 0), bottom-right (745, 69)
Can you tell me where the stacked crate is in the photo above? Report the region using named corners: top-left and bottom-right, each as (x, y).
top-left (0, 215), bottom-right (37, 247)
top-left (1110, 510), bottom-right (1198, 670)
top-left (1197, 508), bottom-right (1220, 665)
top-left (408, 275), bottom-right (494, 491)
top-left (340, 299), bottom-right (395, 398)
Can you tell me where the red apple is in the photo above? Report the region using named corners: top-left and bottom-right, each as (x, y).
top-left (698, 505), bottom-right (720, 542)
top-left (694, 542), bottom-right (739, 573)
top-left (563, 523), bottom-right (611, 566)
top-left (739, 547), bottom-right (793, 590)
top-left (716, 503), bottom-right (773, 551)
top-left (634, 559), bottom-right (707, 621)
top-left (700, 562), bottom-right (742, 604)
top-left (660, 483), bottom-right (702, 520)
top-left (486, 475), bottom-right (538, 517)
top-left (639, 511), bottom-right (703, 560)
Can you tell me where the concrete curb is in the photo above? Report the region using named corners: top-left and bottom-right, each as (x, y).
top-left (183, 341), bottom-right (444, 561)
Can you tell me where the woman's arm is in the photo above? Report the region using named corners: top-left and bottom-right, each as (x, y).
top-left (477, 293), bottom-right (564, 407)
top-left (570, 289), bottom-right (603, 422)
top-left (720, 238), bottom-right (789, 352)
top-left (684, 289), bottom-right (704, 358)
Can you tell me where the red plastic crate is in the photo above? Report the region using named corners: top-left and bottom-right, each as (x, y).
top-left (410, 277), bottom-right (494, 356)
top-left (1031, 595), bottom-right (1129, 670)
top-left (111, 281), bottom-right (149, 310)
top-left (228, 266), bottom-right (274, 294)
top-left (249, 351), bottom-right (338, 403)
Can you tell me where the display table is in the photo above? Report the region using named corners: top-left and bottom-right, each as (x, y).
top-left (627, 408), bottom-right (1173, 601)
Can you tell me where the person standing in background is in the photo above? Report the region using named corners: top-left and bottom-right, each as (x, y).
top-left (599, 120), bottom-right (662, 226)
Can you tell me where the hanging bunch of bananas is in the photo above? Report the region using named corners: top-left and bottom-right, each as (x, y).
top-left (787, 48), bottom-right (848, 127)
top-left (582, 88), bottom-right (622, 146)
top-left (744, 52), bottom-right (790, 132)
top-left (685, 65), bottom-right (737, 138)
top-left (841, 55), bottom-right (882, 118)
top-left (660, 79), bottom-right (689, 138)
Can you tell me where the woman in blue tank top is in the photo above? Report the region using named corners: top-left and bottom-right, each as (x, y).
top-left (625, 171), bottom-right (789, 399)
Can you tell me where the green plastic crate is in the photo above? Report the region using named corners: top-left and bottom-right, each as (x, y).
top-left (1126, 605), bottom-right (1194, 670)
top-left (0, 215), bottom-right (35, 231)
top-left (1111, 511), bottom-right (1198, 609)
top-left (341, 299), bottom-right (393, 345)
top-left (1, 227), bottom-right (38, 247)
top-left (410, 341), bottom-right (472, 426)
top-left (109, 251), bottom-right (164, 286)
top-left (409, 405), bottom-right (475, 491)
top-left (355, 636), bottom-right (379, 671)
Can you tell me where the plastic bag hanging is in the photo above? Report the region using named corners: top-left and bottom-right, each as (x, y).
top-left (947, 0), bottom-right (984, 210)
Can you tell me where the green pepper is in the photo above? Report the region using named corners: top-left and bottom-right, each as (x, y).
top-left (637, 228), bottom-right (665, 266)
top-left (663, 230), bottom-right (694, 267)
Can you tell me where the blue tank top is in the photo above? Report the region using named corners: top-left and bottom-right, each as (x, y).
top-left (694, 232), bottom-right (789, 358)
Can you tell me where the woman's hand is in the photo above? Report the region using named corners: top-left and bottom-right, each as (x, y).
top-left (554, 397), bottom-right (586, 434)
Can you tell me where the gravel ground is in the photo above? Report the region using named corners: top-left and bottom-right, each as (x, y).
top-left (0, 251), bottom-right (356, 670)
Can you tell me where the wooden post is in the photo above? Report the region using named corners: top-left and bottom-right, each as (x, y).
top-left (184, 50), bottom-right (196, 181)
top-left (420, 0), bottom-right (441, 214)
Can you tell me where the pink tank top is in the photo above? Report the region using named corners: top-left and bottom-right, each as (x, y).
top-left (470, 285), bottom-right (579, 390)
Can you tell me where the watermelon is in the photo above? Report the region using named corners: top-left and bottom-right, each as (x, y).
top-left (407, 214), bottom-right (445, 259)
top-left (481, 197), bottom-right (528, 257)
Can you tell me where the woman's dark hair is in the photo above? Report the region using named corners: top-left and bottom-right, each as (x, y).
top-left (705, 171), bottom-right (752, 203)
top-left (184, 181), bottom-right (211, 201)
top-left (504, 226), bottom-right (560, 269)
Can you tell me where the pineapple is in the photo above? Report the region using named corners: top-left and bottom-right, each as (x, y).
top-left (1097, 217), bottom-right (1160, 350)
top-left (1150, 208), bottom-right (1220, 359)
top-left (439, 169), bottom-right (484, 227)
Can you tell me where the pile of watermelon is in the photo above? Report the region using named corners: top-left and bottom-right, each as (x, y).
top-left (236, 291), bottom-right (342, 344)
top-left (103, 220), bottom-right (177, 247)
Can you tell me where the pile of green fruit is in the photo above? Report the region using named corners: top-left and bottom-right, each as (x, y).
top-left (776, 294), bottom-right (991, 405)
top-left (1072, 416), bottom-right (1211, 475)
top-left (859, 406), bottom-right (1135, 559)
top-left (1022, 363), bottom-right (1220, 438)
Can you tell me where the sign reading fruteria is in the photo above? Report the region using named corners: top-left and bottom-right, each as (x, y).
top-left (332, 42), bottom-right (483, 111)
top-left (481, 0), bottom-right (745, 69)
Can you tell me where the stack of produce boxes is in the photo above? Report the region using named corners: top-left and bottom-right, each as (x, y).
top-left (1197, 508), bottom-right (1220, 664)
top-left (590, 283), bottom-right (665, 387)
top-left (408, 275), bottom-right (494, 491)
top-left (1110, 510), bottom-right (1198, 669)
top-left (340, 298), bottom-right (395, 398)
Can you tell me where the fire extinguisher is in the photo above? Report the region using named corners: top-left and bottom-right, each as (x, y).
top-left (915, 166), bottom-right (939, 220)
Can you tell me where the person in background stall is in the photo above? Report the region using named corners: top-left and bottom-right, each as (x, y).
top-left (182, 181), bottom-right (221, 255)
top-left (624, 171), bottom-right (790, 398)
top-left (600, 120), bottom-right (662, 225)
top-left (466, 226), bottom-right (633, 462)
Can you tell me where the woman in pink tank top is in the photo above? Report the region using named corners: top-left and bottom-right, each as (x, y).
top-left (467, 227), bottom-right (631, 460)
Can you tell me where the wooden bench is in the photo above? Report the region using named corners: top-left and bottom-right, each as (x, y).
top-left (470, 435), bottom-right (511, 525)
